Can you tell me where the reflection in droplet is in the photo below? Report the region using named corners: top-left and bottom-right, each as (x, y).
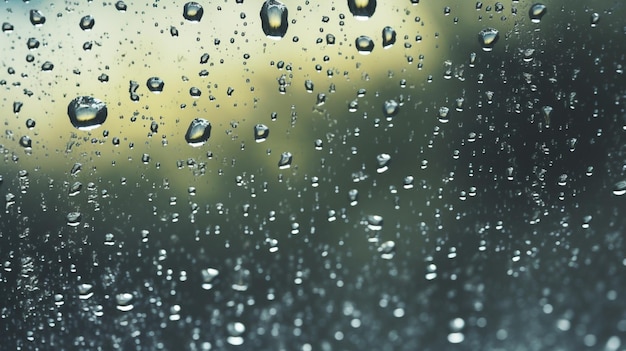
top-left (529, 3), bottom-right (547, 23)
top-left (66, 212), bottom-right (82, 227)
top-left (79, 15), bottom-right (95, 31)
top-left (382, 100), bottom-right (399, 119)
top-left (278, 152), bottom-right (293, 169)
top-left (355, 35), bottom-right (375, 55)
top-left (146, 77), bottom-right (165, 93)
top-left (382, 26), bottom-right (396, 48)
top-left (19, 136), bottom-right (32, 149)
top-left (185, 118), bottom-right (212, 147)
top-left (29, 10), bottom-right (46, 26)
top-left (348, 0), bottom-right (376, 20)
top-left (478, 27), bottom-right (499, 52)
top-left (254, 124), bottom-right (270, 142)
top-left (26, 38), bottom-right (40, 50)
top-left (67, 96), bottom-right (108, 131)
top-left (260, 0), bottom-right (289, 40)
top-left (183, 2), bottom-right (204, 22)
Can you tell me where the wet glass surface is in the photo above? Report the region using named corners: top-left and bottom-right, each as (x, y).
top-left (1, 1), bottom-right (625, 350)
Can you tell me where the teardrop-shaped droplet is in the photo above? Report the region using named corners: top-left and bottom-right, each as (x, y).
top-left (79, 15), bottom-right (95, 31)
top-left (67, 96), bottom-right (108, 131)
top-left (254, 124), bottom-right (270, 143)
top-left (477, 27), bottom-right (499, 52)
top-left (29, 10), bottom-right (46, 26)
top-left (529, 3), bottom-right (547, 23)
top-left (183, 2), bottom-right (204, 22)
top-left (382, 26), bottom-right (396, 48)
top-left (260, 0), bottom-right (289, 40)
top-left (348, 0), bottom-right (376, 20)
top-left (185, 118), bottom-right (212, 147)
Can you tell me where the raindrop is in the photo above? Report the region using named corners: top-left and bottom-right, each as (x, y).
top-left (116, 292), bottom-right (134, 312)
top-left (529, 3), bottom-right (547, 23)
top-left (260, 0), bottom-right (289, 40)
top-left (190, 87), bottom-right (201, 97)
top-left (326, 33), bottom-right (336, 45)
top-left (367, 214), bottom-right (383, 230)
top-left (278, 152), bottom-right (293, 169)
top-left (79, 15), bottom-right (95, 31)
top-left (304, 79), bottom-right (314, 93)
top-left (613, 181), bottom-right (626, 196)
top-left (19, 136), bottom-right (32, 149)
top-left (590, 13), bottom-right (600, 28)
top-left (542, 105), bottom-right (553, 126)
top-left (183, 2), bottom-right (204, 22)
top-left (185, 118), bottom-right (212, 147)
top-left (348, 0), bottom-right (376, 20)
top-left (26, 38), bottom-right (40, 50)
top-left (382, 100), bottom-right (399, 119)
top-left (13, 101), bottom-right (23, 113)
top-left (355, 35), bottom-right (375, 54)
top-left (146, 77), bottom-right (165, 93)
top-left (41, 61), bottom-right (54, 71)
top-left (478, 27), bottom-right (499, 51)
top-left (227, 322), bottom-right (246, 346)
top-left (201, 268), bottom-right (220, 290)
top-left (115, 1), bottom-right (127, 12)
top-left (438, 106), bottom-right (450, 123)
top-left (29, 10), bottom-right (46, 26)
top-left (67, 96), bottom-right (108, 131)
top-left (2, 22), bottom-right (14, 32)
top-left (26, 118), bottom-right (36, 129)
top-left (382, 26), bottom-right (396, 48)
top-left (66, 212), bottom-right (82, 227)
top-left (78, 283), bottom-right (94, 300)
top-left (254, 124), bottom-right (270, 142)
top-left (378, 241), bottom-right (396, 259)
top-left (376, 153), bottom-right (391, 173)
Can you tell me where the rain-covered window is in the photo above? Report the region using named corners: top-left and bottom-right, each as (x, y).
top-left (1, 0), bottom-right (625, 350)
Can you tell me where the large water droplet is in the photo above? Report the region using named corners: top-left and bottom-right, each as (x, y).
top-left (79, 15), bottom-right (95, 31)
top-left (29, 10), bottom-right (46, 26)
top-left (478, 27), bottom-right (499, 51)
top-left (67, 96), bottom-right (108, 131)
top-left (260, 0), bottom-right (289, 40)
top-left (183, 2), bottom-right (204, 22)
top-left (590, 13), bottom-right (600, 28)
top-left (382, 100), bottom-right (399, 119)
top-left (185, 118), bottom-right (212, 147)
top-left (355, 35), bottom-right (374, 54)
top-left (116, 292), bottom-right (134, 311)
top-left (348, 0), bottom-right (376, 20)
top-left (529, 3), bottom-right (547, 23)
top-left (254, 124), bottom-right (270, 142)
top-left (146, 77), bottom-right (165, 93)
top-left (382, 26), bottom-right (396, 48)
top-left (278, 152), bottom-right (293, 169)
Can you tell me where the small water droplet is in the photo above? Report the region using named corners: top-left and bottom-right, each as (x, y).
top-left (367, 214), bottom-right (383, 230)
top-left (348, 0), bottom-right (376, 20)
top-left (376, 153), bottom-right (391, 173)
top-left (590, 12), bottom-right (600, 28)
top-left (185, 118), bottom-right (212, 147)
top-left (67, 96), bottom-right (108, 131)
top-left (19, 136), bottom-right (32, 149)
top-left (41, 61), bottom-right (54, 71)
top-left (2, 22), bottom-right (14, 33)
top-left (438, 106), bottom-right (450, 123)
top-left (78, 283), bottom-right (94, 299)
top-left (378, 240), bottom-right (396, 259)
top-left (202, 268), bottom-right (220, 290)
top-left (254, 124), bottom-right (270, 142)
top-left (304, 79), bottom-right (314, 93)
top-left (260, 0), bottom-right (289, 39)
top-left (529, 3), bottom-right (547, 23)
top-left (382, 100), bottom-right (399, 119)
top-left (478, 27), bottom-right (499, 51)
top-left (116, 292), bottom-right (135, 311)
top-left (115, 1), bottom-right (127, 12)
top-left (146, 77), bottom-right (165, 93)
top-left (278, 152), bottom-right (293, 169)
top-left (355, 35), bottom-right (375, 54)
top-left (183, 2), bottom-right (204, 22)
top-left (66, 212), bottom-right (82, 227)
top-left (613, 180), bottom-right (626, 196)
top-left (382, 26), bottom-right (396, 48)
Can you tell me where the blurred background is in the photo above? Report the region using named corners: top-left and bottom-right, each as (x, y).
top-left (1, 0), bottom-right (625, 350)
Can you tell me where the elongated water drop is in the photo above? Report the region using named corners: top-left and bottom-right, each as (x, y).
top-left (260, 0), bottom-right (289, 39)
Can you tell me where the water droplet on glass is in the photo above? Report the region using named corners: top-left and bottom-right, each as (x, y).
top-left (66, 212), bottom-right (82, 227)
top-left (378, 240), bottom-right (396, 259)
top-left (26, 118), bottom-right (36, 129)
top-left (348, 0), bottom-right (376, 20)
top-left (382, 26), bottom-right (396, 48)
top-left (29, 10), bottom-right (46, 26)
top-left (590, 13), bottom-right (600, 28)
top-left (438, 106), bottom-right (450, 123)
top-left (376, 153), bottom-right (391, 173)
top-left (529, 3), bottom-right (547, 23)
top-left (78, 283), bottom-right (94, 300)
top-left (41, 61), bottom-right (54, 71)
top-left (304, 79), bottom-right (314, 93)
top-left (367, 214), bottom-right (383, 230)
top-left (19, 136), bottom-right (32, 149)
top-left (478, 27), bottom-right (499, 51)
top-left (254, 124), bottom-right (270, 142)
top-left (542, 105), bottom-right (553, 126)
top-left (185, 118), bottom-right (212, 147)
top-left (355, 35), bottom-right (375, 54)
top-left (183, 2), bottom-right (204, 22)
top-left (382, 99), bottom-right (399, 119)
top-left (278, 152), bottom-right (293, 169)
top-left (115, 1), bottom-right (127, 12)
top-left (116, 292), bottom-right (134, 311)
top-left (613, 180), bottom-right (626, 196)
top-left (26, 38), bottom-right (40, 50)
top-left (227, 322), bottom-right (246, 346)
top-left (260, 0), bottom-right (289, 40)
top-left (2, 22), bottom-right (14, 33)
top-left (67, 96), bottom-right (108, 131)
top-left (201, 268), bottom-right (220, 290)
top-left (146, 77), bottom-right (165, 93)
top-left (79, 15), bottom-right (95, 31)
